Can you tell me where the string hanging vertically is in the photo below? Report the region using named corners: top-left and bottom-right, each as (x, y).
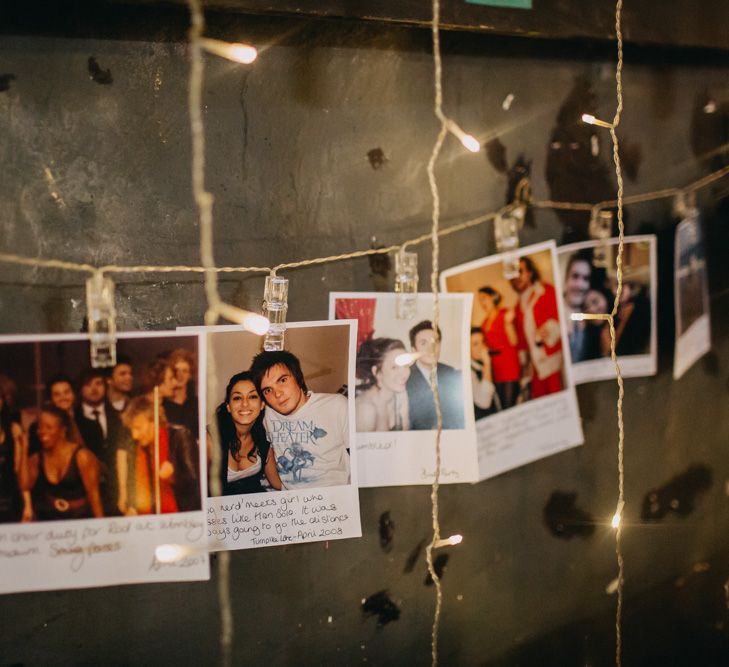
top-left (186, 1), bottom-right (233, 665)
top-left (578, 1), bottom-right (627, 664)
top-left (424, 0), bottom-right (448, 664)
top-left (608, 2), bottom-right (626, 665)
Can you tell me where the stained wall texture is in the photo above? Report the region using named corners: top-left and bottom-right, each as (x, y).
top-left (1, 5), bottom-right (729, 665)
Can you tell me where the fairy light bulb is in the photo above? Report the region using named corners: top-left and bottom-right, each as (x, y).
top-left (242, 313), bottom-right (270, 335)
top-left (581, 113), bottom-right (613, 129)
top-left (217, 303), bottom-right (270, 335)
top-left (434, 534), bottom-right (463, 548)
top-left (611, 512), bottom-right (621, 529)
top-left (460, 134), bottom-right (480, 153)
top-left (444, 119), bottom-right (481, 153)
top-left (199, 38), bottom-right (257, 64)
top-left (394, 352), bottom-right (420, 367)
top-left (155, 544), bottom-right (187, 563)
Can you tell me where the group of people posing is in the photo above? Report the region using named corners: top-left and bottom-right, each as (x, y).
top-left (0, 348), bottom-right (201, 523)
top-left (212, 350), bottom-right (350, 496)
top-left (470, 256), bottom-right (564, 417)
top-left (354, 320), bottom-right (465, 432)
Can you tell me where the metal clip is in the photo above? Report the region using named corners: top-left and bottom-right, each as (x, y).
top-left (672, 190), bottom-right (698, 220)
top-left (262, 274), bottom-right (288, 351)
top-left (395, 249), bottom-right (418, 319)
top-left (589, 209), bottom-right (613, 268)
top-left (86, 272), bottom-right (117, 368)
top-left (495, 208), bottom-right (522, 279)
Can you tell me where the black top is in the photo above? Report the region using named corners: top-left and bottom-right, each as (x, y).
top-left (215, 419), bottom-right (271, 497)
top-left (33, 445), bottom-right (92, 521)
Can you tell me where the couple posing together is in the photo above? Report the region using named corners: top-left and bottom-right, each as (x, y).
top-left (212, 350), bottom-right (350, 497)
top-left (354, 320), bottom-right (465, 433)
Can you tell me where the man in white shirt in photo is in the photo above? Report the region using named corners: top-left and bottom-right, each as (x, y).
top-left (250, 350), bottom-right (350, 489)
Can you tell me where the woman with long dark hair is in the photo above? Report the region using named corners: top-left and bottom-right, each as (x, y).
top-left (210, 371), bottom-right (282, 496)
top-left (355, 337), bottom-right (411, 432)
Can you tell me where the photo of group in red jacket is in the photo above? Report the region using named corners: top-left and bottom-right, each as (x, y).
top-left (442, 245), bottom-right (567, 416)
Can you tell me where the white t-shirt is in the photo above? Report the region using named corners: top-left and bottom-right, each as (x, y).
top-left (263, 392), bottom-right (350, 489)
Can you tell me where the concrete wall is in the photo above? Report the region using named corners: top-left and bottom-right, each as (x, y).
top-left (2, 6), bottom-right (729, 665)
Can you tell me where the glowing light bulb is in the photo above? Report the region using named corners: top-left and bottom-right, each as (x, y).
top-left (611, 512), bottom-right (621, 529)
top-left (217, 303), bottom-right (270, 335)
top-left (155, 544), bottom-right (187, 563)
top-left (242, 313), bottom-right (270, 336)
top-left (571, 313), bottom-right (586, 322)
top-left (227, 44), bottom-right (258, 64)
top-left (200, 38), bottom-right (257, 64)
top-left (460, 134), bottom-right (481, 153)
top-left (444, 119), bottom-right (481, 153)
top-left (395, 352), bottom-right (420, 367)
top-left (581, 113), bottom-right (613, 129)
top-left (434, 534), bottom-right (464, 548)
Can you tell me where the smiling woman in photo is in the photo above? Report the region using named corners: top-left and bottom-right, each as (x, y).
top-left (210, 371), bottom-right (282, 496)
top-left (22, 405), bottom-right (103, 521)
top-left (355, 337), bottom-right (411, 432)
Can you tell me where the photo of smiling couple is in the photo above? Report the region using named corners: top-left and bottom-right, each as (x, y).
top-left (207, 325), bottom-right (353, 497)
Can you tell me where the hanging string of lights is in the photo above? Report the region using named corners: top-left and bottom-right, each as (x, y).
top-left (1, 1), bottom-right (728, 665)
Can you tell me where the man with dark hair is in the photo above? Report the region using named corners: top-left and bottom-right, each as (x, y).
top-left (405, 320), bottom-right (465, 430)
top-left (562, 250), bottom-right (595, 363)
top-left (106, 354), bottom-right (134, 412)
top-left (78, 367), bottom-right (133, 515)
top-left (250, 350), bottom-right (349, 489)
top-left (510, 256), bottom-right (564, 398)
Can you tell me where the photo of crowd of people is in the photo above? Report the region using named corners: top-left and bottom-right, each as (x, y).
top-left (557, 235), bottom-right (657, 383)
top-left (0, 334), bottom-right (202, 524)
top-left (331, 294), bottom-right (468, 433)
top-left (442, 247), bottom-right (568, 419)
top-left (207, 323), bottom-right (353, 496)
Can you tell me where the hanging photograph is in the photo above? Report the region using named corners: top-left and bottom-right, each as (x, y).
top-left (193, 321), bottom-right (362, 551)
top-left (440, 240), bottom-right (583, 481)
top-left (0, 332), bottom-right (209, 594)
top-left (556, 235), bottom-right (657, 384)
top-left (328, 293), bottom-right (478, 487)
top-left (674, 213), bottom-right (711, 379)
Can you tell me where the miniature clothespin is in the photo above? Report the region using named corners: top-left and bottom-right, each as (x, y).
top-left (672, 190), bottom-right (698, 221)
top-left (86, 271), bottom-right (117, 368)
top-left (495, 206), bottom-right (524, 279)
top-left (262, 273), bottom-right (288, 351)
top-left (395, 249), bottom-right (418, 320)
top-left (589, 209), bottom-right (614, 268)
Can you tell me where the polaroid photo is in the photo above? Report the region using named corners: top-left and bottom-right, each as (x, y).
top-left (328, 292), bottom-right (478, 487)
top-left (440, 240), bottom-right (584, 481)
top-left (674, 213), bottom-right (711, 380)
top-left (184, 320), bottom-right (361, 551)
top-left (0, 332), bottom-right (209, 594)
top-left (557, 235), bottom-right (657, 384)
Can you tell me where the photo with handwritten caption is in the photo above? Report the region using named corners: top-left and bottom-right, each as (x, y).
top-left (0, 332), bottom-right (209, 594)
top-left (441, 240), bottom-right (584, 481)
top-left (329, 292), bottom-right (478, 487)
top-left (198, 321), bottom-right (362, 550)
